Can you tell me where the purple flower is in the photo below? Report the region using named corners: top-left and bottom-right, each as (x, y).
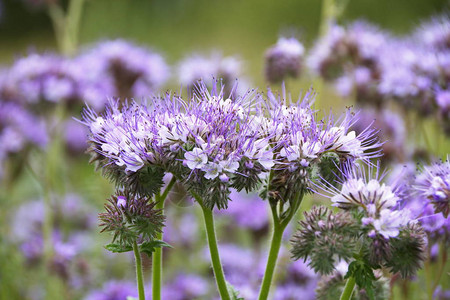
top-left (350, 108), bottom-right (407, 163)
top-left (84, 281), bottom-right (138, 300)
top-left (307, 21), bottom-right (387, 81)
top-left (1, 53), bottom-right (79, 104)
top-left (162, 274), bottom-right (209, 300)
top-left (76, 39), bottom-right (169, 101)
top-left (177, 52), bottom-right (244, 90)
top-left (415, 157), bottom-right (450, 217)
top-left (265, 37), bottom-right (305, 83)
top-left (414, 15), bottom-right (450, 52)
top-left (318, 162), bottom-right (414, 239)
top-left (64, 119), bottom-right (88, 153)
top-left (216, 189), bottom-right (269, 230)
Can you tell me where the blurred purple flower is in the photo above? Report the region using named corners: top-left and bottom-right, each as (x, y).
top-left (162, 273), bottom-right (209, 300)
top-left (84, 280), bottom-right (138, 300)
top-left (216, 189), bottom-right (268, 230)
top-left (76, 39), bottom-right (169, 102)
top-left (265, 37), bottom-right (304, 83)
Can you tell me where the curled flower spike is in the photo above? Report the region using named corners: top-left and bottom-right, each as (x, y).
top-left (99, 192), bottom-right (165, 247)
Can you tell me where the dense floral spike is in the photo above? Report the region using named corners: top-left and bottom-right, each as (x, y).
top-left (415, 157), bottom-right (450, 217)
top-left (99, 192), bottom-right (165, 246)
top-left (290, 206), bottom-right (359, 275)
top-left (76, 39), bottom-right (169, 101)
top-left (265, 37), bottom-right (305, 83)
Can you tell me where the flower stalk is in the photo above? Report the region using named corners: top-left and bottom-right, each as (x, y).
top-left (340, 276), bottom-right (356, 300)
top-left (192, 192), bottom-right (230, 300)
top-left (152, 177), bottom-right (177, 300)
top-left (258, 190), bottom-right (305, 300)
top-left (133, 240), bottom-right (146, 300)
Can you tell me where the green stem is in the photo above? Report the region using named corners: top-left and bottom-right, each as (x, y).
top-left (431, 241), bottom-right (448, 294)
top-left (340, 276), bottom-right (356, 300)
top-left (200, 204), bottom-right (230, 300)
top-left (152, 177), bottom-right (176, 300)
top-left (319, 0), bottom-right (335, 36)
top-left (258, 190), bottom-right (305, 299)
top-left (133, 240), bottom-right (146, 300)
top-left (191, 192), bottom-right (230, 300)
top-left (257, 220), bottom-right (285, 300)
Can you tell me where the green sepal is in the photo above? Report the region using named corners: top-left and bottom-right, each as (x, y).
top-left (139, 240), bottom-right (172, 256)
top-left (104, 243), bottom-right (133, 253)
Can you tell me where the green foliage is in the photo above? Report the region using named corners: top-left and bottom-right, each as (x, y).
top-left (122, 165), bottom-right (165, 198)
top-left (290, 206), bottom-right (359, 275)
top-left (316, 151), bottom-right (341, 185)
top-left (104, 243), bottom-right (133, 253)
top-left (385, 224), bottom-right (426, 278)
top-left (99, 193), bottom-right (166, 252)
top-left (345, 258), bottom-right (377, 300)
top-left (139, 240), bottom-right (172, 257)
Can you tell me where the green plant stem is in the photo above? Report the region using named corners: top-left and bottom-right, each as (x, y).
top-left (340, 276), bottom-right (356, 300)
top-left (431, 241), bottom-right (448, 294)
top-left (133, 240), bottom-right (146, 300)
top-left (48, 0), bottom-right (86, 56)
top-left (257, 219), bottom-right (286, 300)
top-left (258, 190), bottom-right (305, 300)
top-left (200, 204), bottom-right (231, 300)
top-left (152, 177), bottom-right (176, 300)
top-left (191, 192), bottom-right (230, 300)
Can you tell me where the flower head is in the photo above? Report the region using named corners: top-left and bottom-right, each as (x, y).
top-left (265, 37), bottom-right (305, 83)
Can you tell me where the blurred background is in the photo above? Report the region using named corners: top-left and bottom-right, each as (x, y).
top-left (0, 0), bottom-right (449, 299)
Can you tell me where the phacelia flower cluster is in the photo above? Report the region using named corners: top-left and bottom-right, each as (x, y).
top-left (292, 163), bottom-right (427, 278)
top-left (82, 81), bottom-right (382, 210)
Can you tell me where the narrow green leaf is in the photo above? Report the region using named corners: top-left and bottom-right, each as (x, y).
top-left (139, 240), bottom-right (172, 256)
top-left (104, 243), bottom-right (133, 253)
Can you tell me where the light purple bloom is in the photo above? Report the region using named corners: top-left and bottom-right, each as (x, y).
top-left (162, 274), bottom-right (209, 300)
top-left (265, 37), bottom-right (305, 83)
top-left (84, 281), bottom-right (138, 300)
top-left (415, 157), bottom-right (450, 217)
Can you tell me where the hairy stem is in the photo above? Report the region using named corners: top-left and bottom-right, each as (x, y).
top-left (258, 190), bottom-right (305, 299)
top-left (152, 177), bottom-right (176, 300)
top-left (191, 192), bottom-right (230, 300)
top-left (201, 205), bottom-right (231, 300)
top-left (340, 276), bottom-right (356, 300)
top-left (133, 240), bottom-right (146, 300)
top-left (257, 220), bottom-right (285, 300)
